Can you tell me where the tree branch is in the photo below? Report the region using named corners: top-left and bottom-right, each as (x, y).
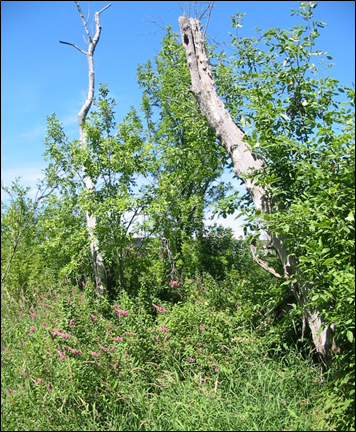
top-left (59, 40), bottom-right (87, 55)
top-left (98, 3), bottom-right (111, 15)
top-left (250, 242), bottom-right (284, 279)
top-left (74, 1), bottom-right (92, 43)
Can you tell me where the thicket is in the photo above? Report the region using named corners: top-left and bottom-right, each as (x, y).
top-left (1, 2), bottom-right (354, 430)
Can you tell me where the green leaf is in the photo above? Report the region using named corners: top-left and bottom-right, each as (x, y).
top-left (346, 330), bottom-right (354, 343)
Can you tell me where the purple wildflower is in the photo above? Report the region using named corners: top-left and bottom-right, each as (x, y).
top-left (152, 303), bottom-right (166, 313)
top-left (89, 313), bottom-right (97, 323)
top-left (55, 350), bottom-right (66, 361)
top-left (98, 343), bottom-right (108, 352)
top-left (160, 323), bottom-right (169, 333)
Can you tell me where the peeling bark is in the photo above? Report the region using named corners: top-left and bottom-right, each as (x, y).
top-left (61, 2), bottom-right (111, 294)
top-left (178, 15), bottom-right (333, 366)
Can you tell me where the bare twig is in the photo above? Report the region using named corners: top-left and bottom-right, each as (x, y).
top-left (75, 1), bottom-right (92, 43)
top-left (59, 40), bottom-right (87, 55)
top-left (203, 1), bottom-right (214, 37)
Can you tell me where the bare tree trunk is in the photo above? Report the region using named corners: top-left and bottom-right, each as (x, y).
top-left (60, 2), bottom-right (111, 294)
top-left (178, 15), bottom-right (335, 366)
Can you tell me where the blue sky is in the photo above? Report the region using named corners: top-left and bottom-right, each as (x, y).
top-left (1, 1), bottom-right (355, 235)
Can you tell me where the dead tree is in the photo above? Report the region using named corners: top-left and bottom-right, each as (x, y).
top-left (60, 1), bottom-right (111, 294)
top-left (178, 14), bottom-right (336, 366)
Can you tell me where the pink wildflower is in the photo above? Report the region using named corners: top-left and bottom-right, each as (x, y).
top-left (55, 350), bottom-right (66, 361)
top-left (169, 280), bottom-right (178, 287)
top-left (43, 322), bottom-right (48, 327)
top-left (59, 333), bottom-right (70, 340)
top-left (91, 351), bottom-right (100, 357)
top-left (49, 292), bottom-right (55, 299)
top-left (69, 318), bottom-right (75, 327)
top-left (37, 378), bottom-right (42, 383)
top-left (113, 336), bottom-right (123, 342)
top-left (98, 343), bottom-right (108, 352)
top-left (160, 323), bottom-right (169, 333)
top-left (125, 331), bottom-right (134, 335)
top-left (187, 357), bottom-right (196, 362)
top-left (67, 347), bottom-right (81, 355)
top-left (124, 353), bottom-right (131, 359)
top-left (46, 385), bottom-right (51, 392)
top-left (3, 346), bottom-right (8, 352)
top-left (113, 363), bottom-right (118, 369)
top-left (89, 313), bottom-right (97, 323)
top-left (29, 326), bottom-right (35, 332)
top-left (29, 311), bottom-right (36, 318)
top-left (110, 344), bottom-right (115, 351)
top-left (72, 287), bottom-right (77, 294)
top-left (115, 309), bottom-right (128, 317)
top-left (68, 294), bottom-right (71, 304)
top-left (152, 303), bottom-right (166, 313)
top-left (40, 295), bottom-right (45, 301)
top-left (199, 326), bottom-right (205, 331)
top-left (82, 281), bottom-right (86, 288)
top-left (22, 339), bottom-right (27, 345)
top-left (215, 368), bottom-right (219, 373)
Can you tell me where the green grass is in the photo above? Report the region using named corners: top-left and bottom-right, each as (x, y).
top-left (1, 280), bottom-right (336, 431)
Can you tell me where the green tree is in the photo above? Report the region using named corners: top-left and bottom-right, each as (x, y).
top-left (137, 29), bottom-right (230, 280)
top-left (44, 85), bottom-right (149, 293)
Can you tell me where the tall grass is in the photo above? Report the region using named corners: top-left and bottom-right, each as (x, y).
top-left (1, 279), bottom-right (335, 431)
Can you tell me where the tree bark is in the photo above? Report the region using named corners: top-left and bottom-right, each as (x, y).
top-left (178, 15), bottom-right (334, 366)
top-left (61, 2), bottom-right (111, 294)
